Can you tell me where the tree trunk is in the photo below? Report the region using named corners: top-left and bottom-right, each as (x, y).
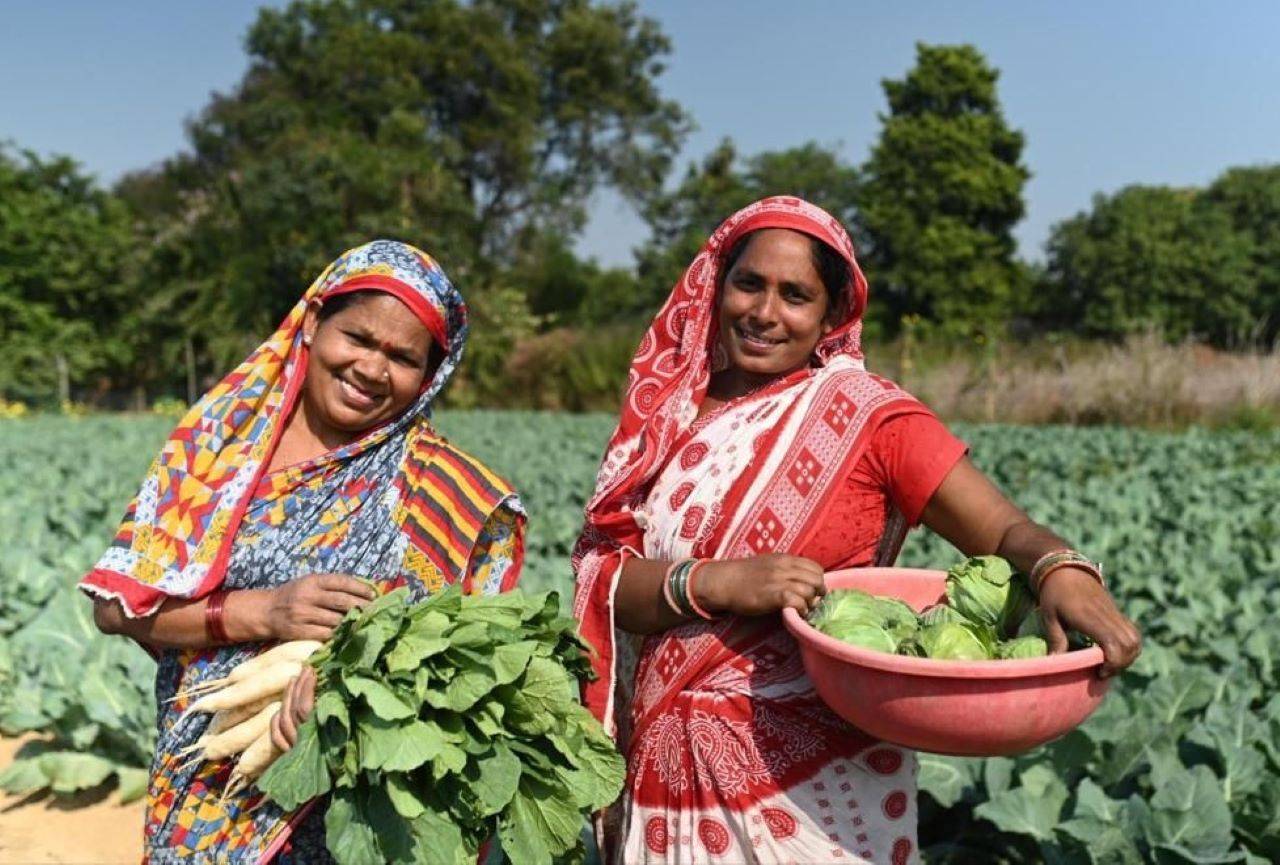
top-left (186, 335), bottom-right (198, 406)
top-left (55, 354), bottom-right (70, 405)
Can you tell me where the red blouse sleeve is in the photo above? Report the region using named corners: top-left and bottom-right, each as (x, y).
top-left (863, 411), bottom-right (968, 527)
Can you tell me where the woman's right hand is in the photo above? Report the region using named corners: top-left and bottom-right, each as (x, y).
top-left (259, 574), bottom-right (376, 642)
top-left (699, 554), bottom-right (827, 617)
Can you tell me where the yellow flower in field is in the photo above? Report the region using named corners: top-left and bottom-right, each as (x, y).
top-left (0, 399), bottom-right (28, 419)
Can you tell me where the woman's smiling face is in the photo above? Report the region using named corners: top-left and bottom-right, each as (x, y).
top-left (717, 228), bottom-right (834, 382)
top-left (301, 291), bottom-right (434, 438)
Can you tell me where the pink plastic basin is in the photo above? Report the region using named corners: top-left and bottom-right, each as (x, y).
top-left (782, 567), bottom-right (1111, 756)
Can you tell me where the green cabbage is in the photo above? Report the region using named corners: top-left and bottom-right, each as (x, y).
top-left (822, 619), bottom-right (899, 654)
top-left (919, 603), bottom-right (968, 628)
top-left (944, 555), bottom-right (1035, 635)
top-left (809, 589), bottom-right (882, 629)
top-left (997, 636), bottom-right (1049, 659)
top-left (918, 621), bottom-right (990, 660)
top-left (805, 556), bottom-right (1052, 662)
top-left (872, 596), bottom-right (921, 641)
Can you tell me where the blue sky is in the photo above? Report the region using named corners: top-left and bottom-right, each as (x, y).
top-left (3, 1), bottom-right (1278, 267)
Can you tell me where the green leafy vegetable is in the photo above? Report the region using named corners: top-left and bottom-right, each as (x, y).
top-left (807, 556), bottom-right (1039, 661)
top-left (996, 636), bottom-right (1049, 659)
top-left (918, 621), bottom-right (990, 661)
top-left (945, 555), bottom-right (1035, 635)
top-left (258, 586), bottom-right (624, 865)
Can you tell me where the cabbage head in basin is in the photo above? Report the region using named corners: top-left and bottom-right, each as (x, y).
top-left (822, 619), bottom-right (900, 654)
top-left (997, 636), bottom-right (1049, 659)
top-left (919, 621), bottom-right (999, 660)
top-left (808, 588), bottom-right (882, 630)
top-left (805, 558), bottom-right (1050, 660)
top-left (944, 555), bottom-right (1034, 636)
top-left (811, 589), bottom-right (918, 647)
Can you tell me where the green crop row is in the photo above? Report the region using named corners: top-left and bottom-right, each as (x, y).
top-left (0, 415), bottom-right (1276, 862)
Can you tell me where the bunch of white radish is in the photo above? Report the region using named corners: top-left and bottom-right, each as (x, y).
top-left (173, 639), bottom-right (321, 798)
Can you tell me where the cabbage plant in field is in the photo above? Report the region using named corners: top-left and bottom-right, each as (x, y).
top-left (1, 416), bottom-right (1277, 863)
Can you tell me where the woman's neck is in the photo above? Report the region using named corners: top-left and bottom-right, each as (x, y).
top-left (269, 397), bottom-right (357, 472)
top-left (708, 367), bottom-right (788, 401)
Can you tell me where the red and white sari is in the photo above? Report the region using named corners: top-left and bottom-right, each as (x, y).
top-left (574, 198), bottom-right (929, 864)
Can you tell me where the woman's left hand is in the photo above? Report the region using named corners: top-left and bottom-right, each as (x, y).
top-left (1036, 567), bottom-right (1142, 678)
top-left (270, 665), bottom-right (316, 751)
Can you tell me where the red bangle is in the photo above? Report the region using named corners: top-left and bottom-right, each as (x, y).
top-left (685, 560), bottom-right (716, 620)
top-left (205, 590), bottom-right (231, 645)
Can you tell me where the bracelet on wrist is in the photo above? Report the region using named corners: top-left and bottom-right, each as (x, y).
top-left (684, 560), bottom-right (717, 621)
top-left (661, 559), bottom-right (687, 616)
top-left (672, 560), bottom-right (696, 618)
top-left (1030, 549), bottom-right (1105, 594)
top-left (1028, 548), bottom-right (1072, 583)
top-left (204, 589), bottom-right (231, 645)
top-left (662, 558), bottom-right (696, 617)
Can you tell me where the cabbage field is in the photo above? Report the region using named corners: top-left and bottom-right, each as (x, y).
top-left (1, 414), bottom-right (1277, 863)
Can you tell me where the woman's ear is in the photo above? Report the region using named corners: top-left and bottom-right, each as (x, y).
top-left (301, 299), bottom-right (322, 346)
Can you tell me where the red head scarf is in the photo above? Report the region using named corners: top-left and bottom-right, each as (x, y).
top-left (582, 196), bottom-right (870, 547)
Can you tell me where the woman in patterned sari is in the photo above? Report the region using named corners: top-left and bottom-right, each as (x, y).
top-left (83, 240), bottom-right (524, 864)
top-left (573, 197), bottom-right (1141, 864)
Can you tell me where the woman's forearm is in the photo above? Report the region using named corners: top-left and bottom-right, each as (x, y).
top-left (615, 557), bottom-right (683, 635)
top-left (994, 520), bottom-right (1075, 578)
top-left (93, 589), bottom-right (275, 650)
top-left (919, 458), bottom-right (1083, 582)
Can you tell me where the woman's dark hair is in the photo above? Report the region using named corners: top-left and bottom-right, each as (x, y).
top-left (315, 291), bottom-right (446, 375)
top-left (315, 291), bottom-right (366, 324)
top-left (719, 230), bottom-right (852, 324)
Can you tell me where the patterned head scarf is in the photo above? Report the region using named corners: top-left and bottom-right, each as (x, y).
top-left (82, 240), bottom-right (475, 616)
top-left (582, 196), bottom-right (869, 539)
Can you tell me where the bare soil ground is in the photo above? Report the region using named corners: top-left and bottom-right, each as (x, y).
top-left (0, 737), bottom-right (142, 865)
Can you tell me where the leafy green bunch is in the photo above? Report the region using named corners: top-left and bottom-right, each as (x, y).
top-left (807, 556), bottom-right (1049, 660)
top-left (257, 586), bottom-right (623, 865)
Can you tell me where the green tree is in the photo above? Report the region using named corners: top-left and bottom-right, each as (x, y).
top-left (1039, 185), bottom-right (1255, 344)
top-left (1200, 165), bottom-right (1280, 343)
top-left (0, 146), bottom-right (136, 405)
top-left (635, 139), bottom-right (860, 308)
top-left (130, 0), bottom-right (688, 382)
top-left (507, 229), bottom-right (640, 325)
top-left (858, 43), bottom-right (1029, 336)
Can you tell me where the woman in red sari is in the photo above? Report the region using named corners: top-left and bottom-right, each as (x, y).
top-left (573, 197), bottom-right (1141, 864)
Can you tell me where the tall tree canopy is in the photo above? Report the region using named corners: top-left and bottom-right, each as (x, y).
top-left (858, 43), bottom-right (1029, 336)
top-left (130, 0), bottom-right (687, 370)
top-left (0, 146), bottom-right (135, 404)
top-left (1200, 165), bottom-right (1280, 343)
top-left (1040, 185), bottom-right (1257, 345)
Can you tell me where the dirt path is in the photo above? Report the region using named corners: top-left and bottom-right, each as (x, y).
top-left (0, 737), bottom-right (143, 865)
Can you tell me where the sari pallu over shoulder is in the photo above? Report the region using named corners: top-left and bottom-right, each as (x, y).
top-left (582, 362), bottom-right (927, 864)
top-left (573, 195), bottom-right (894, 740)
top-left (628, 363), bottom-right (922, 743)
